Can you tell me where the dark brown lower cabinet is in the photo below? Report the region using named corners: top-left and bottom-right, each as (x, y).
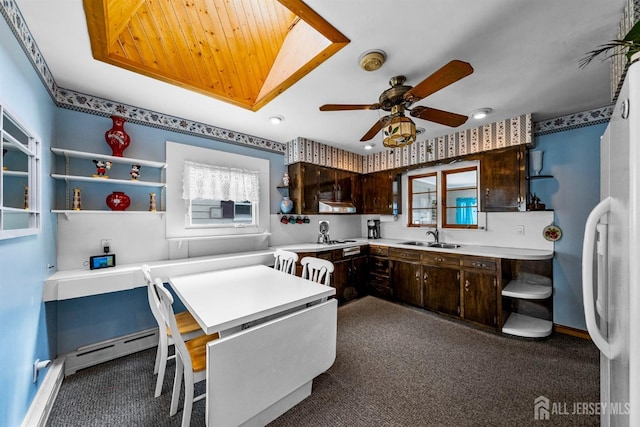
top-left (423, 265), bottom-right (460, 316)
top-left (391, 259), bottom-right (423, 307)
top-left (295, 247), bottom-right (368, 303)
top-left (460, 256), bottom-right (500, 328)
top-left (333, 255), bottom-right (367, 302)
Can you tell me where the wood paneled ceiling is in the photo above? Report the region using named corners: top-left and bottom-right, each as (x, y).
top-left (83, 0), bottom-right (349, 111)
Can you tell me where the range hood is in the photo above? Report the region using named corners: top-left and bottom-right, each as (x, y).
top-left (319, 201), bottom-right (357, 213)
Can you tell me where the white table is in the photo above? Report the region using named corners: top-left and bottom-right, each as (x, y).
top-left (168, 264), bottom-right (335, 335)
top-left (168, 264), bottom-right (338, 426)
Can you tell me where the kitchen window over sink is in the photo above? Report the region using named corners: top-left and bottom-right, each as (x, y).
top-left (408, 162), bottom-right (479, 229)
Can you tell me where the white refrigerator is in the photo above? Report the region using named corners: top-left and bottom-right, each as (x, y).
top-left (582, 61), bottom-right (640, 426)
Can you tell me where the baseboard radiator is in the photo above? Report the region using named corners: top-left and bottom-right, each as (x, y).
top-left (21, 358), bottom-right (65, 427)
top-left (63, 327), bottom-right (158, 375)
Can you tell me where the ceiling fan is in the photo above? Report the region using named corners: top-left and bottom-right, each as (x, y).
top-left (319, 60), bottom-right (474, 148)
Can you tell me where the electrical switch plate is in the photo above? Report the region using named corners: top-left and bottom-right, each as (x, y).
top-left (516, 225), bottom-right (525, 235)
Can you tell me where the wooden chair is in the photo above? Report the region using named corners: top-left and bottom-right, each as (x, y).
top-left (273, 249), bottom-right (299, 275)
top-left (155, 279), bottom-right (219, 427)
top-left (142, 264), bottom-right (203, 398)
top-left (300, 256), bottom-right (334, 286)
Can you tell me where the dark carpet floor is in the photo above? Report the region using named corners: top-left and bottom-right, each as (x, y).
top-left (47, 296), bottom-right (600, 426)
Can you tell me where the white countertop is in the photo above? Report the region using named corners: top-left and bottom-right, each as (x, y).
top-left (43, 250), bottom-right (275, 301)
top-left (271, 238), bottom-right (553, 260)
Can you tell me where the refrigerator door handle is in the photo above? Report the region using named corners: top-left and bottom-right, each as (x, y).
top-left (582, 196), bottom-right (612, 359)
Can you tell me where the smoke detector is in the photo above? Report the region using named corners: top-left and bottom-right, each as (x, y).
top-left (358, 50), bottom-right (386, 72)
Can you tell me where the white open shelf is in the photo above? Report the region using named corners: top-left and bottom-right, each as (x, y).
top-left (3, 169), bottom-right (28, 177)
top-left (502, 312), bottom-right (552, 338)
top-left (51, 148), bottom-right (167, 169)
top-left (51, 173), bottom-right (167, 188)
top-left (502, 279), bottom-right (552, 299)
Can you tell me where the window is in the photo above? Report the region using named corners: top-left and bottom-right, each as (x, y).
top-left (442, 167), bottom-right (478, 228)
top-left (408, 163), bottom-right (479, 229)
top-left (182, 161), bottom-right (259, 228)
top-left (408, 173), bottom-right (437, 226)
top-left (1, 106), bottom-right (41, 239)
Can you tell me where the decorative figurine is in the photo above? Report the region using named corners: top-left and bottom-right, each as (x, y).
top-left (149, 192), bottom-right (157, 212)
top-left (93, 159), bottom-right (112, 178)
top-left (2, 148), bottom-right (7, 170)
top-left (24, 185), bottom-right (29, 210)
top-left (130, 164), bottom-right (141, 180)
top-left (282, 172), bottom-right (290, 187)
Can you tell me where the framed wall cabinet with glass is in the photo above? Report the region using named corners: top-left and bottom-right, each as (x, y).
top-left (0, 105), bottom-right (41, 239)
top-left (408, 163), bottom-right (479, 229)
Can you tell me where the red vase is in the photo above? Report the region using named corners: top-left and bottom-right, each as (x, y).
top-left (106, 191), bottom-right (131, 211)
top-left (105, 115), bottom-right (131, 157)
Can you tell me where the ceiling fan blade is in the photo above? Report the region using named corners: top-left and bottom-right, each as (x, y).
top-left (410, 106), bottom-right (468, 127)
top-left (404, 60), bottom-right (474, 103)
top-left (360, 117), bottom-right (390, 141)
top-left (320, 103), bottom-right (381, 111)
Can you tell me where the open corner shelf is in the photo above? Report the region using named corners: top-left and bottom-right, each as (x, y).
top-left (502, 312), bottom-right (552, 338)
top-left (502, 279), bottom-right (552, 299)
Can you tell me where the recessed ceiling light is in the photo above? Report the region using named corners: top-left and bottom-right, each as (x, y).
top-left (269, 115), bottom-right (284, 124)
top-left (364, 143), bottom-right (375, 150)
top-left (471, 108), bottom-right (492, 120)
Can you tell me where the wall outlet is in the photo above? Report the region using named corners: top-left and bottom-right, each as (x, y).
top-left (516, 225), bottom-right (525, 235)
top-left (101, 239), bottom-right (112, 251)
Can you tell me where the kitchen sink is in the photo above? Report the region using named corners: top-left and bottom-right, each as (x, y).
top-left (427, 242), bottom-right (461, 249)
top-left (401, 241), bottom-right (461, 249)
top-left (401, 241), bottom-right (430, 246)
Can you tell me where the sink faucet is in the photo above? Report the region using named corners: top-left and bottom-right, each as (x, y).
top-left (426, 229), bottom-right (439, 243)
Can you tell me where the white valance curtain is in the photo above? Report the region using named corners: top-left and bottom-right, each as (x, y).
top-left (182, 160), bottom-right (260, 202)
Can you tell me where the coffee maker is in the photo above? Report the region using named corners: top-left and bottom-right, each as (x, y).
top-left (367, 219), bottom-right (381, 239)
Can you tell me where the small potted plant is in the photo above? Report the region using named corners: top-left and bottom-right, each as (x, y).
top-left (580, 20), bottom-right (640, 68)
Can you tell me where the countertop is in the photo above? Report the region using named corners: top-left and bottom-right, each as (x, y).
top-left (270, 238), bottom-right (553, 260)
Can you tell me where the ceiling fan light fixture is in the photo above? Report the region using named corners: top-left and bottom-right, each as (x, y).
top-left (471, 108), bottom-right (492, 120)
top-left (268, 115), bottom-right (284, 124)
top-left (364, 143), bottom-right (375, 150)
top-left (382, 116), bottom-right (416, 148)
top-left (358, 50), bottom-right (386, 72)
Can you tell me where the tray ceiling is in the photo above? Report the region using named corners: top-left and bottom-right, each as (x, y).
top-left (83, 0), bottom-right (349, 110)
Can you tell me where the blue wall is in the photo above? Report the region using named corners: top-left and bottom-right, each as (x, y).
top-left (533, 123), bottom-right (605, 330)
top-left (52, 108), bottom-right (286, 354)
top-left (0, 16), bottom-right (57, 427)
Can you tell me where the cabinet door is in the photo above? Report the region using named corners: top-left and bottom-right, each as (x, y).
top-left (480, 146), bottom-right (524, 212)
top-left (391, 260), bottom-right (423, 306)
top-left (332, 259), bottom-right (349, 302)
top-left (461, 270), bottom-right (498, 327)
top-left (423, 265), bottom-right (460, 316)
top-left (301, 163), bottom-right (320, 213)
top-left (345, 255), bottom-right (368, 301)
top-left (362, 171), bottom-right (392, 214)
top-left (335, 169), bottom-right (362, 211)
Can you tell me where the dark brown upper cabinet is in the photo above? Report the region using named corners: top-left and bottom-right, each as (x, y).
top-left (478, 146), bottom-right (525, 212)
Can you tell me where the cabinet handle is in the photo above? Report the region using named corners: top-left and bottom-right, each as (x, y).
top-left (457, 272), bottom-right (460, 280)
top-left (423, 272), bottom-right (429, 281)
top-left (435, 257), bottom-right (444, 262)
top-left (471, 262), bottom-right (487, 268)
top-left (485, 188), bottom-right (491, 198)
top-left (415, 271), bottom-right (420, 281)
top-left (464, 280), bottom-right (470, 291)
